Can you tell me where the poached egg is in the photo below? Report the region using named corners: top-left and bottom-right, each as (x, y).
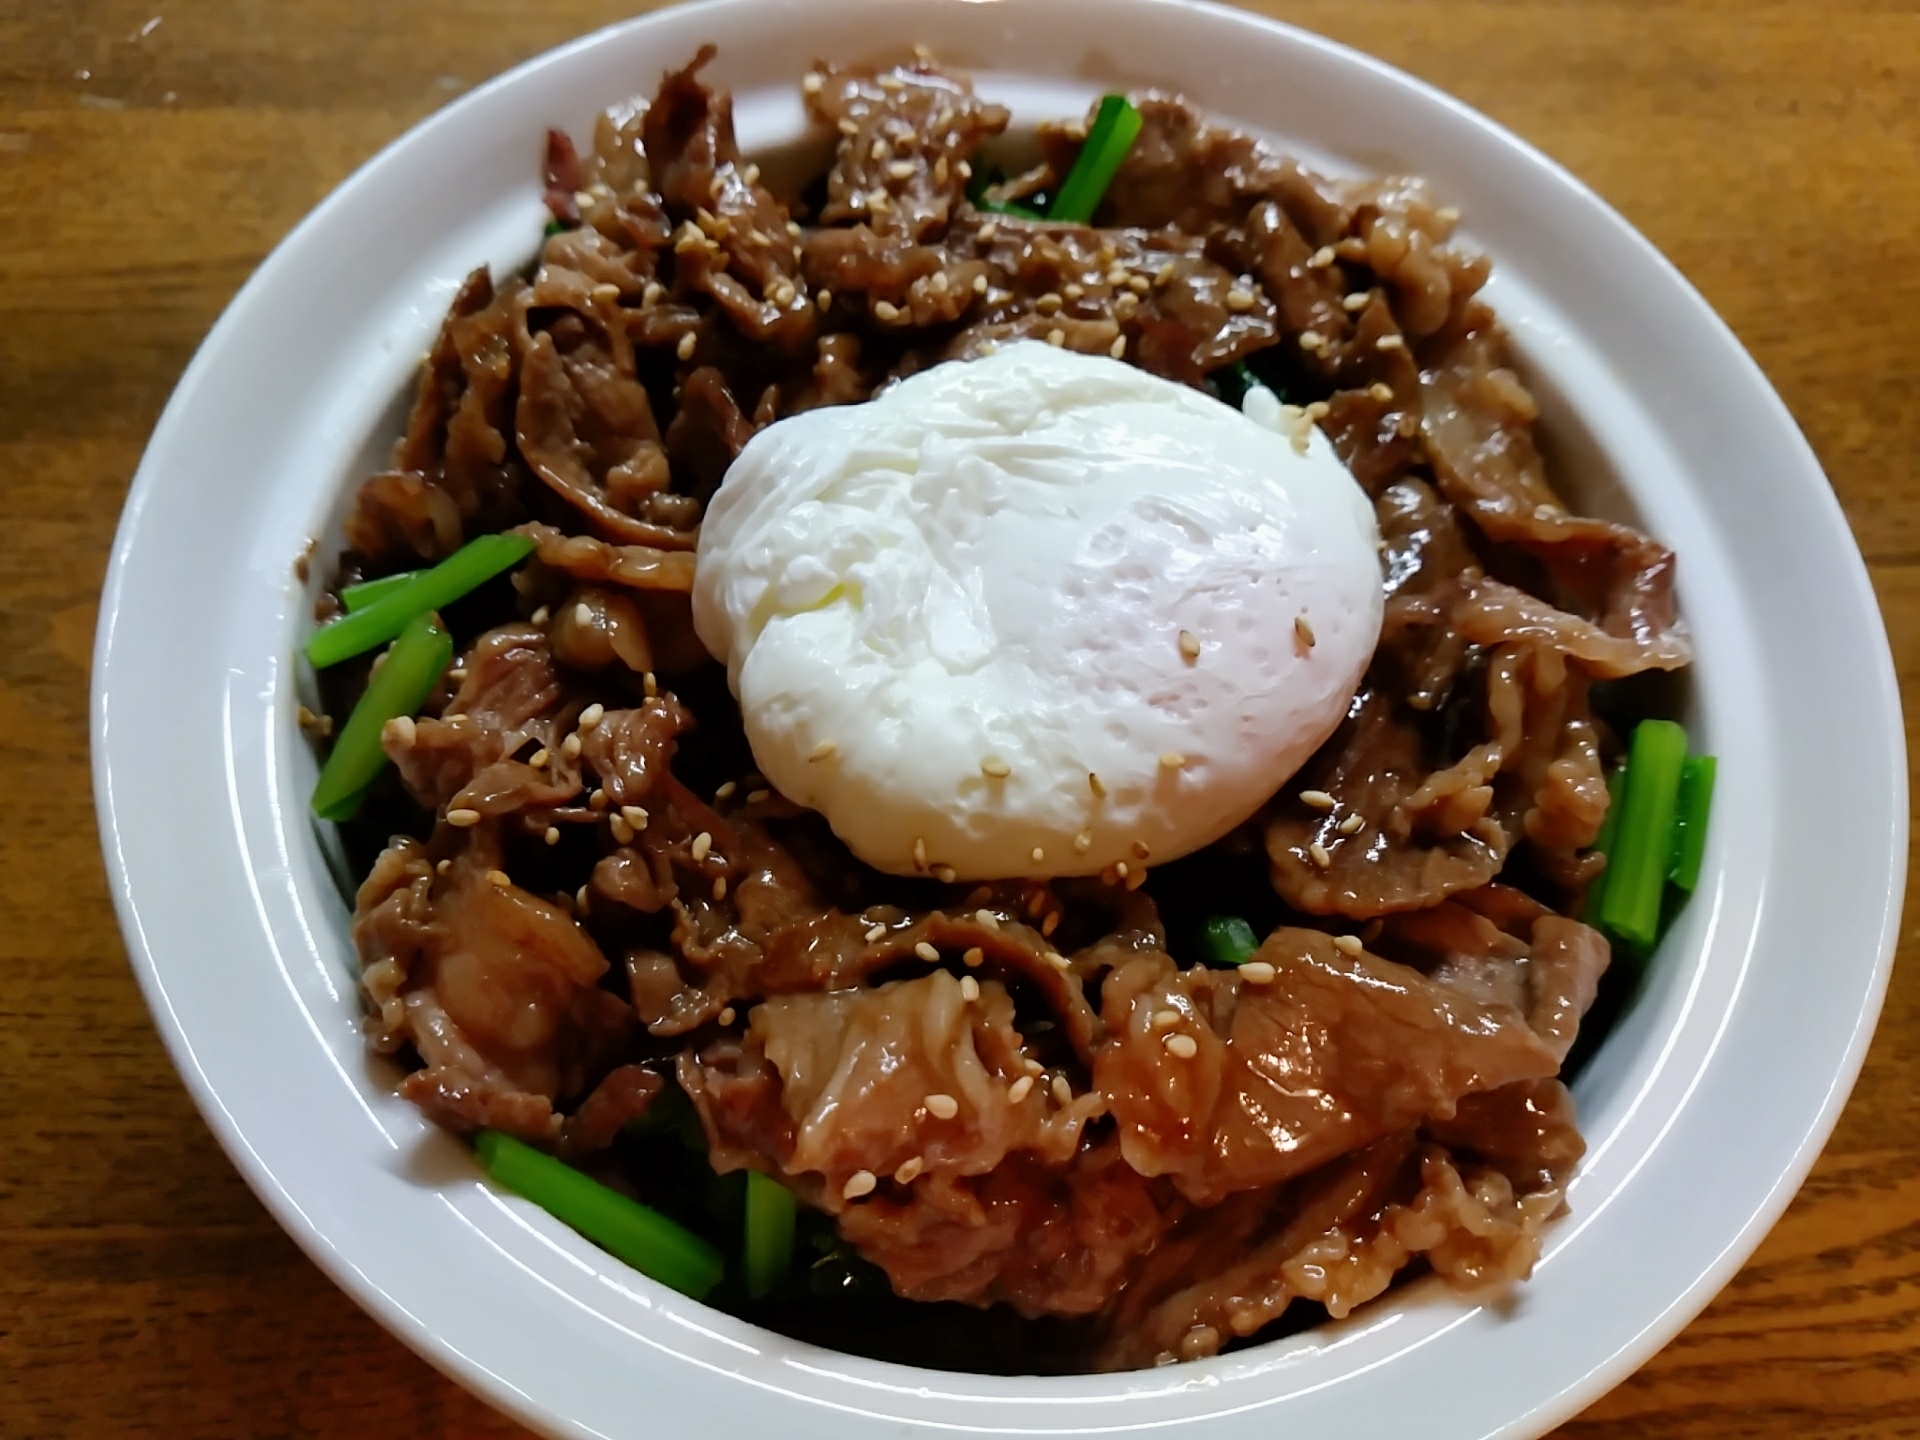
top-left (693, 342), bottom-right (1382, 880)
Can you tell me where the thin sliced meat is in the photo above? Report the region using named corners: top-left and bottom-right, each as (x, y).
top-left (1093, 933), bottom-right (1560, 1206)
top-left (515, 521), bottom-right (698, 593)
top-left (1421, 320), bottom-right (1690, 674)
top-left (805, 59), bottom-right (1010, 240)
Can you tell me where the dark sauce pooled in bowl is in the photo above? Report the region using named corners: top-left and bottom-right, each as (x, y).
top-left (307, 46), bottom-right (1691, 1372)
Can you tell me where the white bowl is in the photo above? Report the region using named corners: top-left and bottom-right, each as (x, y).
top-left (92, 0), bottom-right (1906, 1435)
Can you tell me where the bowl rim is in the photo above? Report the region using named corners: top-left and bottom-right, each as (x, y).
top-left (92, 0), bottom-right (1906, 1435)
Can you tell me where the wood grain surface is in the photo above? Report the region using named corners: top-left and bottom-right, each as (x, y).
top-left (2, 0), bottom-right (1915, 1433)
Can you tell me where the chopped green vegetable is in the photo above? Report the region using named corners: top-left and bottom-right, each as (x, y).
top-left (1198, 914), bottom-right (1259, 967)
top-left (1669, 755), bottom-right (1716, 893)
top-left (743, 1170), bottom-right (797, 1298)
top-left (306, 531), bottom-right (534, 669)
top-left (310, 611), bottom-right (452, 821)
top-left (1582, 764), bottom-right (1629, 925)
top-left (474, 1130), bottom-right (724, 1300)
top-left (339, 570), bottom-right (423, 613)
top-left (1597, 719), bottom-right (1689, 954)
top-left (1047, 95), bottom-right (1144, 224)
top-left (543, 217), bottom-right (567, 237)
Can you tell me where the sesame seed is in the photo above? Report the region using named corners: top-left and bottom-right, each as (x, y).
top-left (1298, 330), bottom-right (1326, 353)
top-left (1338, 813), bottom-right (1364, 834)
top-left (1106, 264), bottom-right (1129, 286)
top-left (488, 869), bottom-right (512, 889)
top-left (887, 159), bottom-right (917, 180)
top-left (719, 1005), bottom-right (737, 1025)
top-left (1304, 400), bottom-right (1331, 422)
top-left (978, 220), bottom-right (999, 242)
top-left (933, 156), bottom-right (949, 185)
top-left (1128, 273), bottom-right (1153, 295)
top-left (963, 946), bottom-right (984, 967)
top-left (576, 885), bottom-right (590, 911)
top-left (915, 940), bottom-right (940, 963)
top-left (870, 136), bottom-right (891, 161)
top-left (1300, 790), bottom-right (1336, 810)
top-left (436, 858), bottom-right (452, 875)
top-left (676, 331), bottom-right (697, 361)
top-left (1309, 840), bottom-right (1333, 868)
top-left (972, 273), bottom-right (989, 295)
top-left (1045, 951), bottom-right (1071, 972)
top-left (1073, 831), bottom-right (1093, 854)
top-left (1046, 328), bottom-right (1066, 347)
top-left (1333, 933), bottom-right (1364, 955)
top-left (1031, 847), bottom-right (1046, 864)
top-left (589, 788), bottom-right (608, 811)
top-left (1024, 1057), bottom-right (1044, 1075)
top-left (1239, 960), bottom-right (1276, 984)
top-left (1368, 382), bottom-right (1394, 403)
top-left (530, 605), bottom-right (550, 625)
top-left (866, 923), bottom-right (887, 943)
top-left (1152, 1008), bottom-right (1180, 1030)
top-left (1376, 333), bottom-right (1406, 352)
top-left (713, 877), bottom-right (728, 900)
top-left (843, 1170), bottom-right (877, 1200)
top-left (1437, 205), bottom-right (1461, 225)
top-left (641, 282), bottom-right (665, 306)
top-left (572, 189), bottom-right (595, 211)
top-left (1088, 772), bottom-right (1107, 799)
top-left (1041, 911), bottom-right (1059, 936)
top-left (447, 807), bottom-right (481, 827)
top-left (837, 117), bottom-right (859, 136)
top-left (1160, 752), bottom-right (1186, 770)
top-left (956, 160), bottom-right (972, 180)
top-left (867, 190), bottom-right (891, 212)
top-left (1342, 291), bottom-right (1370, 311)
top-left (815, 288), bottom-right (834, 310)
top-left (715, 781), bottom-right (737, 802)
top-left (578, 702), bottom-right (604, 729)
top-left (537, 824), bottom-right (558, 848)
top-left (622, 805), bottom-right (649, 832)
top-left (913, 837), bottom-right (928, 870)
top-left (802, 71), bottom-right (825, 94)
top-left (590, 282), bottom-right (621, 302)
top-left (747, 788), bottom-right (771, 804)
top-left (1051, 1075), bottom-right (1072, 1105)
top-left (981, 756), bottom-right (1011, 778)
top-left (960, 975), bottom-right (981, 1001)
top-left (974, 908), bottom-right (1000, 929)
top-left (528, 747), bottom-right (550, 769)
top-left (1115, 861), bottom-right (1130, 880)
top-left (691, 831), bottom-right (712, 862)
top-left (1105, 333), bottom-right (1127, 361)
top-left (879, 74), bottom-right (905, 91)
top-left (1164, 1033), bottom-right (1199, 1059)
top-left (1008, 1075), bottom-right (1034, 1104)
top-left (894, 1156), bottom-right (924, 1183)
top-left (609, 815), bottom-right (635, 845)
top-left (931, 864), bottom-right (957, 883)
top-left (383, 714), bottom-right (416, 747)
top-left (924, 1092), bottom-right (959, 1120)
top-left (1178, 629), bottom-right (1201, 661)
top-left (874, 299), bottom-right (901, 321)
top-left (1307, 245), bottom-right (1336, 269)
top-left (810, 739), bottom-right (837, 762)
top-left (929, 270), bottom-right (950, 294)
top-left (1225, 287), bottom-right (1256, 312)
top-left (1027, 891), bottom-right (1047, 918)
top-left (1295, 615), bottom-right (1317, 649)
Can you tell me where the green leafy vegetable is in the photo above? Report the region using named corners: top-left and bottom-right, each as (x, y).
top-left (306, 531), bottom-right (534, 669)
top-left (339, 570), bottom-right (423, 613)
top-left (1047, 94), bottom-right (1144, 224)
top-left (1669, 755), bottom-right (1716, 893)
top-left (474, 1130), bottom-right (724, 1300)
top-left (310, 611), bottom-right (452, 821)
top-left (743, 1170), bottom-right (798, 1298)
top-left (1597, 720), bottom-right (1689, 954)
top-left (1198, 914), bottom-right (1259, 968)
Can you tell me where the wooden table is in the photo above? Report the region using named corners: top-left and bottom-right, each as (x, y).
top-left (3, 0), bottom-right (1915, 1432)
